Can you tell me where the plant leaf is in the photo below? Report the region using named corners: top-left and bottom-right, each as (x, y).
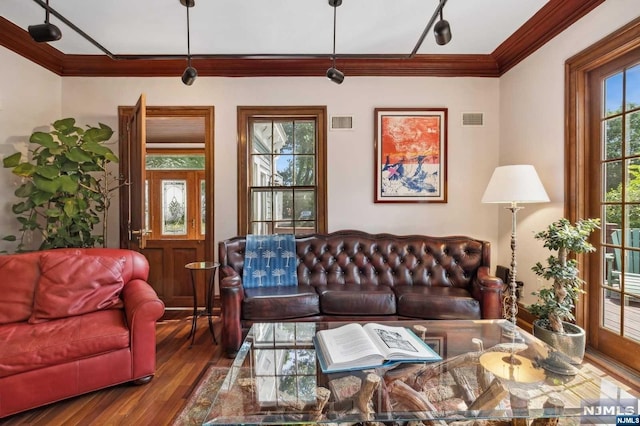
top-left (12, 162), bottom-right (36, 177)
top-left (33, 175), bottom-right (59, 193)
top-left (105, 152), bottom-right (119, 163)
top-left (31, 190), bottom-right (52, 206)
top-left (12, 201), bottom-right (31, 214)
top-left (84, 125), bottom-right (113, 143)
top-left (35, 165), bottom-right (61, 180)
top-left (30, 132), bottom-right (58, 149)
top-left (3, 152), bottom-right (22, 168)
top-left (14, 182), bottom-right (35, 197)
top-left (58, 133), bottom-right (79, 147)
top-left (53, 118), bottom-right (78, 135)
top-left (65, 147), bottom-right (93, 163)
top-left (58, 175), bottom-right (79, 193)
top-left (63, 199), bottom-right (77, 217)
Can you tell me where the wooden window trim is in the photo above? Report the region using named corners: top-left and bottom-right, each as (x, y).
top-left (237, 106), bottom-right (328, 235)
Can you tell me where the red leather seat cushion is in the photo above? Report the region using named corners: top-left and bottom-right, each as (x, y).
top-left (0, 309), bottom-right (129, 378)
top-left (395, 285), bottom-right (481, 319)
top-left (0, 256), bottom-right (40, 324)
top-left (29, 252), bottom-right (125, 323)
top-left (316, 283), bottom-right (396, 315)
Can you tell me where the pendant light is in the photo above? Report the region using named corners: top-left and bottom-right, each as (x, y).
top-left (181, 0), bottom-right (197, 86)
top-left (434, 7), bottom-right (452, 45)
top-left (326, 0), bottom-right (344, 84)
top-left (28, 0), bottom-right (62, 42)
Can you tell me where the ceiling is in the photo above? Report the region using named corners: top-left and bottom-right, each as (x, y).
top-left (0, 0), bottom-right (604, 77)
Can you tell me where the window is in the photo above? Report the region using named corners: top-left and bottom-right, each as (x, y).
top-left (145, 152), bottom-right (205, 240)
top-left (238, 107), bottom-right (327, 235)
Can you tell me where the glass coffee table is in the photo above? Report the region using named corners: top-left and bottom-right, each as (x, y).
top-left (203, 320), bottom-right (638, 425)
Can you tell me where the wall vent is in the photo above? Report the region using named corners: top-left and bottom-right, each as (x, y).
top-left (330, 115), bottom-right (354, 130)
top-left (462, 112), bottom-right (484, 127)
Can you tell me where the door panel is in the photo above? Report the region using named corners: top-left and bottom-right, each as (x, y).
top-left (587, 51), bottom-right (640, 371)
top-left (128, 94), bottom-right (148, 249)
top-left (143, 240), bottom-right (205, 306)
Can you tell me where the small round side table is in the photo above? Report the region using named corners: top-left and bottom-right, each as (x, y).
top-left (185, 261), bottom-right (219, 347)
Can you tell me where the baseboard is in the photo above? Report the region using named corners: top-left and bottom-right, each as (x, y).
top-left (584, 348), bottom-right (640, 392)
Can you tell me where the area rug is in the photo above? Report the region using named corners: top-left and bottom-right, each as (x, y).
top-left (172, 366), bottom-right (229, 425)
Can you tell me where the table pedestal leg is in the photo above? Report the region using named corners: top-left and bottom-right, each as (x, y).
top-left (188, 270), bottom-right (199, 347)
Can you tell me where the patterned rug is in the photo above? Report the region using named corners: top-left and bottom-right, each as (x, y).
top-left (172, 366), bottom-right (228, 426)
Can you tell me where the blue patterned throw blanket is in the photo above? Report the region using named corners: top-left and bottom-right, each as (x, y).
top-left (242, 234), bottom-right (298, 288)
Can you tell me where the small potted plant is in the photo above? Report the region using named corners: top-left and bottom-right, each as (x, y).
top-left (528, 217), bottom-right (600, 364)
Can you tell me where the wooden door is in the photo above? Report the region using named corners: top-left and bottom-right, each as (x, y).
top-left (118, 98), bottom-right (215, 308)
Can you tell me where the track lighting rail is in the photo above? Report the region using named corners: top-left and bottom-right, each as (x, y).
top-left (30, 0), bottom-right (451, 62)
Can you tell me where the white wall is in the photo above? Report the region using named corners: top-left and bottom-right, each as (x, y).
top-left (58, 76), bottom-right (501, 252)
top-left (0, 47), bottom-right (61, 252)
top-left (499, 0), bottom-right (640, 304)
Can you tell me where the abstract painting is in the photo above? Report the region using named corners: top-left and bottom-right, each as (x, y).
top-left (374, 108), bottom-right (448, 203)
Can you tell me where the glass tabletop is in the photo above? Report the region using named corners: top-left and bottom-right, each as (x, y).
top-left (203, 320), bottom-right (639, 425)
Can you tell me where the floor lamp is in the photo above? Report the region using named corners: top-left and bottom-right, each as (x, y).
top-left (481, 165), bottom-right (549, 330)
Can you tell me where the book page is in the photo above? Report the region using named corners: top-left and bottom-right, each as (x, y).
top-left (317, 323), bottom-right (382, 365)
top-left (363, 323), bottom-right (437, 360)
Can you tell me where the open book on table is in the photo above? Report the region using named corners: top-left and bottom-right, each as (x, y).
top-left (314, 323), bottom-right (442, 373)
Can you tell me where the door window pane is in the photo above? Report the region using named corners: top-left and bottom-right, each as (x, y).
top-left (625, 160), bottom-right (640, 202)
top-left (146, 154), bottom-right (204, 170)
top-left (605, 117), bottom-right (623, 160)
top-left (604, 161), bottom-right (622, 201)
top-left (162, 180), bottom-right (187, 235)
top-left (627, 111), bottom-right (640, 156)
top-left (626, 64), bottom-right (640, 111)
top-left (605, 72), bottom-right (623, 117)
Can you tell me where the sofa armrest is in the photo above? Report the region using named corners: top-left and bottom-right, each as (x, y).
top-left (220, 266), bottom-right (244, 357)
top-left (122, 279), bottom-right (165, 379)
top-left (473, 266), bottom-right (504, 319)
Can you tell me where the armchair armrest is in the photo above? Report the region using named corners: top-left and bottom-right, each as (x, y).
top-left (122, 279), bottom-right (165, 379)
top-left (220, 266), bottom-right (244, 357)
top-left (473, 266), bottom-right (504, 319)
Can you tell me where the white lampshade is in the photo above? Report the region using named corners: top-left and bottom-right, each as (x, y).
top-left (482, 165), bottom-right (550, 204)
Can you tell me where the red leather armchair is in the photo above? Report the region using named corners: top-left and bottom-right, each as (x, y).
top-left (0, 248), bottom-right (165, 418)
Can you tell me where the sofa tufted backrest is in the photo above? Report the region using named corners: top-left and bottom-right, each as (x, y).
top-left (219, 230), bottom-right (491, 290)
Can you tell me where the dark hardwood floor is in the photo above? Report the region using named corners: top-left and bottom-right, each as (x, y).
top-left (2, 310), bottom-right (228, 426)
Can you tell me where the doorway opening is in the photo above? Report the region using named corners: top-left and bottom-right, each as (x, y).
top-left (118, 98), bottom-right (215, 308)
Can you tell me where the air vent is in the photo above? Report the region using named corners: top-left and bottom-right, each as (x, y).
top-left (330, 115), bottom-right (354, 131)
top-left (462, 112), bottom-right (484, 127)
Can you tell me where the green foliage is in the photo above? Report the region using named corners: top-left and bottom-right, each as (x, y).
top-left (2, 118), bottom-right (119, 251)
top-left (606, 164), bottom-right (640, 228)
top-left (278, 121), bottom-right (316, 215)
top-left (528, 218), bottom-right (600, 333)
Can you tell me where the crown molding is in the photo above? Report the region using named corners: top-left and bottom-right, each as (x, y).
top-left (493, 0), bottom-right (605, 74)
top-left (0, 0), bottom-right (606, 78)
top-left (0, 18), bottom-right (64, 73)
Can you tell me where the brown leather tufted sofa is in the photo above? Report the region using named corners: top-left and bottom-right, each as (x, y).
top-left (218, 230), bottom-right (504, 356)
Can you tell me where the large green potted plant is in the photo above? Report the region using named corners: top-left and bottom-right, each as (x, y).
top-left (528, 217), bottom-right (600, 364)
top-left (2, 118), bottom-right (119, 251)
